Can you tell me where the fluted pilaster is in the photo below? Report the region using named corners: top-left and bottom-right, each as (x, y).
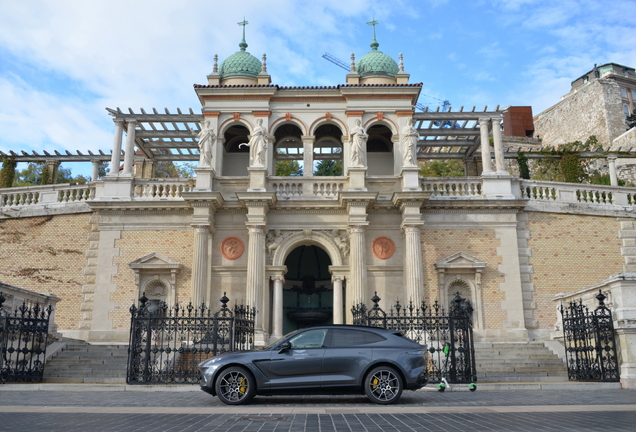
top-left (271, 275), bottom-right (285, 339)
top-left (246, 224), bottom-right (266, 331)
top-left (332, 275), bottom-right (344, 324)
top-left (348, 225), bottom-right (367, 305)
top-left (191, 225), bottom-right (210, 305)
top-left (404, 224), bottom-right (423, 305)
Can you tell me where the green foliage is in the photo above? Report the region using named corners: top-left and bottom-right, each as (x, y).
top-left (12, 162), bottom-right (87, 186)
top-left (97, 161), bottom-right (110, 179)
top-left (418, 159), bottom-right (465, 177)
top-left (313, 160), bottom-right (342, 176)
top-left (275, 160), bottom-right (303, 176)
top-left (589, 173), bottom-right (627, 187)
top-left (532, 136), bottom-right (602, 183)
top-left (0, 155), bottom-right (17, 188)
top-left (515, 152), bottom-right (530, 180)
top-left (172, 162), bottom-right (197, 178)
top-left (627, 112), bottom-right (636, 130)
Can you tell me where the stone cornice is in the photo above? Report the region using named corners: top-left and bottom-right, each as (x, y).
top-left (424, 198), bottom-right (527, 211)
top-left (88, 200), bottom-right (192, 213)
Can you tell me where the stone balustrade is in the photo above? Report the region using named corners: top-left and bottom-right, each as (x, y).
top-left (132, 179), bottom-right (195, 200)
top-left (0, 183), bottom-right (96, 208)
top-left (269, 177), bottom-right (346, 199)
top-left (519, 180), bottom-right (634, 206)
top-left (421, 177), bottom-right (483, 198)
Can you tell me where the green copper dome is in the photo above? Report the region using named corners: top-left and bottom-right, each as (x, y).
top-left (219, 34), bottom-right (262, 78)
top-left (219, 50), bottom-right (262, 78)
top-left (355, 39), bottom-right (399, 77)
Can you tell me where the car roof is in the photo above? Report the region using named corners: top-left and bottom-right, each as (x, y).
top-left (300, 325), bottom-right (402, 335)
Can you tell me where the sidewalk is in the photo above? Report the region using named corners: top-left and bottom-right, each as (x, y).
top-left (0, 386), bottom-right (635, 431)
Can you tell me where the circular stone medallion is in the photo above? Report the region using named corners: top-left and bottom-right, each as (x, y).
top-left (372, 236), bottom-right (395, 260)
top-left (220, 237), bottom-right (244, 260)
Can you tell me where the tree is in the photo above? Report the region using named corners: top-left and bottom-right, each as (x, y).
top-left (627, 112), bottom-right (636, 130)
top-left (532, 136), bottom-right (602, 183)
top-left (313, 160), bottom-right (342, 176)
top-left (172, 162), bottom-right (197, 178)
top-left (0, 155), bottom-right (17, 188)
top-left (515, 152), bottom-right (531, 180)
top-left (12, 162), bottom-right (87, 186)
top-left (418, 159), bottom-right (465, 177)
top-left (275, 160), bottom-right (303, 176)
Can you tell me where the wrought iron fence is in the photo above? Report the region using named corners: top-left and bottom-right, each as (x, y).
top-left (559, 290), bottom-right (620, 382)
top-left (0, 292), bottom-right (54, 383)
top-left (352, 293), bottom-right (476, 384)
top-left (127, 293), bottom-right (256, 385)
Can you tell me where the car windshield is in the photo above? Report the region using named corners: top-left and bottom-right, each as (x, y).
top-left (263, 329), bottom-right (303, 350)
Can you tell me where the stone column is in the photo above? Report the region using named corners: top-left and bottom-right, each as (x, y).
top-left (91, 161), bottom-right (100, 181)
top-left (302, 135), bottom-right (314, 177)
top-left (271, 275), bottom-right (284, 340)
top-left (109, 119), bottom-right (124, 176)
top-left (479, 118), bottom-right (493, 174)
top-left (404, 225), bottom-right (424, 305)
top-left (246, 224), bottom-right (266, 333)
top-left (332, 275), bottom-right (344, 324)
top-left (608, 155), bottom-right (618, 186)
top-left (348, 225), bottom-right (367, 306)
top-left (43, 160), bottom-right (60, 184)
top-left (492, 118), bottom-right (506, 173)
top-left (121, 120), bottom-right (137, 177)
top-left (191, 225), bottom-right (210, 305)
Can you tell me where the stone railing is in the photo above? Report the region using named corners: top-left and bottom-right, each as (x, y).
top-left (519, 180), bottom-right (634, 206)
top-left (132, 179), bottom-right (195, 200)
top-left (269, 177), bottom-right (347, 199)
top-left (0, 183), bottom-right (96, 208)
top-left (421, 177), bottom-right (483, 198)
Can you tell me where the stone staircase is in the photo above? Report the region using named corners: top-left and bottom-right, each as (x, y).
top-left (475, 341), bottom-right (569, 383)
top-left (43, 340), bottom-right (128, 384)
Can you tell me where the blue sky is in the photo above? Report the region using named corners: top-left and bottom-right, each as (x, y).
top-left (1, 0), bottom-right (635, 178)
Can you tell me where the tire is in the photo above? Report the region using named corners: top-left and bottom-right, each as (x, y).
top-left (364, 366), bottom-right (403, 404)
top-left (215, 366), bottom-right (255, 405)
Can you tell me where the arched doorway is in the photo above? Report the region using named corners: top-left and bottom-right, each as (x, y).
top-left (282, 245), bottom-right (333, 333)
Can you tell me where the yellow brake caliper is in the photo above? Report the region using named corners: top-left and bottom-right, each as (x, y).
top-left (372, 377), bottom-right (379, 390)
top-left (239, 377), bottom-right (247, 395)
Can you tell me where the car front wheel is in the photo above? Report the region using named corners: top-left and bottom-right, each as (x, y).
top-left (364, 366), bottom-right (403, 404)
top-left (215, 366), bottom-right (255, 405)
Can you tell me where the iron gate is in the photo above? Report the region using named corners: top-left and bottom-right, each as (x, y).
top-left (352, 293), bottom-right (476, 384)
top-left (127, 293), bottom-right (255, 384)
top-left (559, 290), bottom-right (620, 382)
top-left (0, 292), bottom-right (53, 383)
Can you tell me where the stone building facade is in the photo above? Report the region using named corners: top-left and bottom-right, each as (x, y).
top-left (2, 36), bottom-right (636, 387)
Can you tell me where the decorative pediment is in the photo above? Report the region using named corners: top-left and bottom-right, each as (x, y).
top-left (434, 252), bottom-right (486, 270)
top-left (129, 252), bottom-right (181, 271)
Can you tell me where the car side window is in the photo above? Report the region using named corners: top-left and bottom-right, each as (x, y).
top-left (329, 329), bottom-right (386, 347)
top-left (288, 329), bottom-right (328, 349)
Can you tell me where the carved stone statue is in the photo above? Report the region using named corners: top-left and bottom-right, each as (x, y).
top-left (240, 118), bottom-right (268, 167)
top-left (266, 229), bottom-right (283, 252)
top-left (332, 229), bottom-right (350, 258)
top-left (197, 120), bottom-right (214, 167)
top-left (349, 119), bottom-right (368, 167)
top-left (401, 118), bottom-right (418, 167)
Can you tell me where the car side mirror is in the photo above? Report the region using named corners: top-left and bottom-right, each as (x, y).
top-left (278, 341), bottom-right (291, 353)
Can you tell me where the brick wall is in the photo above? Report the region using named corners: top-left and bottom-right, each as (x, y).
top-left (0, 214), bottom-right (91, 330)
top-left (110, 230), bottom-right (193, 330)
top-left (422, 229), bottom-right (505, 329)
top-left (526, 212), bottom-right (623, 329)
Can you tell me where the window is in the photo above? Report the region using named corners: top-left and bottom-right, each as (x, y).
top-left (289, 329), bottom-right (327, 349)
top-left (328, 329), bottom-right (386, 347)
top-left (621, 88), bottom-right (628, 98)
top-left (632, 90), bottom-right (636, 100)
top-left (625, 105), bottom-right (630, 118)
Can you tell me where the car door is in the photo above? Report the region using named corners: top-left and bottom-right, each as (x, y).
top-left (262, 328), bottom-right (328, 389)
top-left (320, 328), bottom-right (385, 387)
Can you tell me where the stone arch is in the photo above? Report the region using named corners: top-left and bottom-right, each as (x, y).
top-left (272, 230), bottom-right (343, 268)
top-left (309, 117), bottom-right (348, 136)
top-left (269, 117), bottom-right (308, 136)
top-left (218, 118), bottom-right (254, 136)
top-left (363, 118), bottom-right (398, 136)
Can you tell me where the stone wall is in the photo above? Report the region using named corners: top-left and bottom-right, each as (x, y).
top-left (0, 213), bottom-right (91, 331)
top-left (525, 212), bottom-right (623, 330)
top-left (111, 229), bottom-right (193, 330)
top-left (534, 79), bottom-right (625, 148)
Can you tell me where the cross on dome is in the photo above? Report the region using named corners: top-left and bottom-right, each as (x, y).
top-left (367, 19), bottom-right (379, 50)
top-left (238, 18), bottom-right (249, 51)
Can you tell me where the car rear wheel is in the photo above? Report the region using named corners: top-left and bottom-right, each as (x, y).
top-left (364, 366), bottom-right (403, 404)
top-left (215, 366), bottom-right (255, 405)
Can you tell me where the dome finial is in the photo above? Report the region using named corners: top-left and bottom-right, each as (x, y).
top-left (367, 18), bottom-right (379, 50)
top-left (238, 18), bottom-right (249, 51)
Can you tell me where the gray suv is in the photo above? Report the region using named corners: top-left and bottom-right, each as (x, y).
top-left (199, 325), bottom-right (429, 405)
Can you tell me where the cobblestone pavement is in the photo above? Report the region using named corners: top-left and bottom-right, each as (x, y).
top-left (0, 389), bottom-right (635, 431)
